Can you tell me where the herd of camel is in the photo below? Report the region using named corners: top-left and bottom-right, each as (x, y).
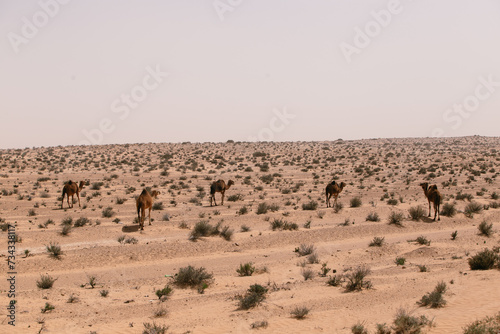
top-left (61, 178), bottom-right (442, 230)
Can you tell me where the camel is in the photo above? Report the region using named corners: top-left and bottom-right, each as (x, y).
top-left (420, 182), bottom-right (441, 221)
top-left (136, 189), bottom-right (160, 230)
top-left (325, 181), bottom-right (346, 208)
top-left (210, 179), bottom-right (234, 206)
top-left (61, 180), bottom-right (85, 209)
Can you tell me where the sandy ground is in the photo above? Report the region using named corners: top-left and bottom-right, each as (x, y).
top-left (0, 137), bottom-right (499, 334)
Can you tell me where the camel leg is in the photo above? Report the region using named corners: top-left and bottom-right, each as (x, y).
top-left (61, 195), bottom-right (64, 209)
top-left (76, 192), bottom-right (81, 208)
top-left (213, 195), bottom-right (217, 206)
top-left (326, 194), bottom-right (330, 208)
top-left (221, 191), bottom-right (225, 205)
top-left (148, 207), bottom-right (152, 225)
top-left (67, 194), bottom-right (71, 208)
top-left (428, 200), bottom-right (431, 217)
top-left (140, 208), bottom-right (145, 230)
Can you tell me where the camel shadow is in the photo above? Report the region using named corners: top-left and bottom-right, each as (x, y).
top-left (121, 225), bottom-right (141, 233)
top-left (420, 216), bottom-right (437, 224)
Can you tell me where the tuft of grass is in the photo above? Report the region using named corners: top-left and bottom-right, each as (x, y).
top-left (301, 268), bottom-right (314, 281)
top-left (392, 308), bottom-right (430, 334)
top-left (142, 322), bottom-right (169, 334)
top-left (295, 244), bottom-right (315, 256)
top-left (36, 274), bottom-right (56, 289)
top-left (327, 274), bottom-right (343, 287)
top-left (240, 224), bottom-right (250, 232)
top-left (302, 200), bottom-right (318, 211)
top-left (333, 201), bottom-right (343, 213)
top-left (415, 235), bottom-right (431, 246)
top-left (250, 320), bottom-right (269, 329)
top-left (220, 225), bottom-right (234, 241)
top-left (61, 217), bottom-right (73, 226)
top-left (351, 322), bottom-right (368, 334)
top-left (189, 220), bottom-right (213, 240)
top-left (46, 242), bottom-right (62, 258)
top-left (236, 262), bottom-right (256, 277)
top-left (350, 197), bottom-right (362, 208)
top-left (417, 265), bottom-right (428, 272)
top-left (67, 294), bottom-right (78, 303)
top-left (152, 202), bottom-right (164, 210)
top-left (395, 257), bottom-right (406, 266)
top-left (345, 266), bottom-right (372, 292)
top-left (388, 211), bottom-right (405, 226)
top-left (369, 236), bottom-right (385, 247)
top-left (256, 202), bottom-right (269, 215)
top-left (375, 323), bottom-right (391, 334)
top-left (468, 249), bottom-right (499, 270)
top-left (41, 302), bottom-right (55, 313)
top-left (366, 212), bottom-right (380, 222)
top-left (100, 289), bottom-right (109, 297)
top-left (440, 202), bottom-right (457, 217)
top-left (478, 221), bottom-right (494, 237)
top-left (102, 206), bottom-right (115, 218)
top-left (174, 265), bottom-right (213, 288)
top-left (409, 206), bottom-right (426, 221)
top-left (87, 275), bottom-right (98, 289)
top-left (73, 217), bottom-right (89, 227)
top-left (115, 197), bottom-right (127, 205)
top-left (307, 252), bottom-right (320, 264)
top-left (291, 306), bottom-right (310, 319)
top-left (451, 230), bottom-right (458, 240)
top-left (418, 281), bottom-right (447, 308)
top-left (60, 224), bottom-right (72, 236)
top-left (319, 262), bottom-right (331, 277)
top-left (237, 284), bottom-right (268, 310)
top-left (238, 206), bottom-right (248, 215)
top-left (227, 193), bottom-right (244, 202)
top-left (464, 201), bottom-right (483, 218)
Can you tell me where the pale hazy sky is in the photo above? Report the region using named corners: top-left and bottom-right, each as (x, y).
top-left (1, 0), bottom-right (499, 149)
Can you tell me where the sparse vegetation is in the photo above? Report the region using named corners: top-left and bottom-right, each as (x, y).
top-left (345, 266), bottom-right (372, 292)
top-left (46, 242), bottom-right (62, 258)
top-left (408, 206), bottom-right (426, 221)
top-left (291, 306), bottom-right (310, 319)
top-left (478, 221), bottom-right (494, 237)
top-left (463, 312), bottom-right (500, 334)
top-left (174, 265), bottom-right (213, 288)
top-left (464, 201), bottom-right (483, 218)
top-left (418, 281), bottom-right (447, 308)
top-left (295, 244), bottom-right (315, 256)
top-left (350, 197), bottom-right (362, 208)
top-left (237, 263), bottom-right (256, 277)
top-left (36, 274), bottom-right (56, 289)
top-left (237, 284), bottom-right (268, 310)
top-left (468, 249), bottom-right (499, 270)
top-left (441, 202), bottom-right (457, 217)
top-left (366, 212), bottom-right (380, 222)
top-left (388, 211), bottom-right (405, 226)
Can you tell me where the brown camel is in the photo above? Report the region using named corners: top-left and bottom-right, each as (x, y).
top-left (61, 180), bottom-right (85, 209)
top-left (325, 181), bottom-right (346, 208)
top-left (420, 182), bottom-right (441, 221)
top-left (210, 179), bottom-right (234, 206)
top-left (136, 189), bottom-right (160, 230)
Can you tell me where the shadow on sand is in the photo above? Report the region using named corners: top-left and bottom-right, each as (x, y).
top-left (121, 225), bottom-right (141, 233)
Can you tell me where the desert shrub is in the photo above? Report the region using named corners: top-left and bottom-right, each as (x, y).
top-left (415, 236), bottom-right (431, 246)
top-left (301, 268), bottom-right (314, 280)
top-left (115, 197), bottom-right (126, 204)
top-left (100, 289), bottom-right (109, 297)
top-left (418, 281), bottom-right (446, 308)
top-left (37, 274), bottom-right (56, 289)
top-left (220, 225), bottom-right (234, 241)
top-left (237, 284), bottom-right (268, 310)
top-left (464, 201), bottom-right (483, 218)
top-left (87, 275), bottom-right (98, 289)
top-left (155, 285), bottom-right (173, 300)
top-left (46, 242), bottom-right (62, 258)
top-left (295, 244), bottom-right (315, 256)
top-left (240, 224), bottom-right (250, 232)
top-left (67, 294), bottom-right (79, 303)
top-left (174, 265), bottom-right (213, 288)
top-left (333, 201), bottom-right (344, 213)
top-left (392, 308), bottom-right (430, 334)
top-left (451, 230), bottom-right (458, 240)
top-left (345, 266), bottom-right (371, 292)
top-left (61, 216), bottom-right (73, 226)
top-left (291, 306), bottom-right (310, 319)
top-left (375, 323), bottom-right (391, 334)
top-left (60, 224), bottom-right (72, 236)
top-left (238, 206), bottom-right (248, 215)
top-left (162, 214), bottom-right (170, 221)
top-left (102, 207), bottom-right (115, 218)
top-left (388, 211), bottom-right (405, 226)
top-left (73, 217), bottom-right (89, 227)
top-left (256, 202), bottom-right (269, 215)
top-left (124, 237), bottom-right (138, 244)
top-left (237, 262), bottom-right (255, 276)
top-left (417, 265), bottom-right (428, 272)
top-left (409, 206), bottom-right (426, 221)
top-left (369, 236), bottom-right (385, 247)
top-left (227, 193), bottom-right (244, 202)
top-left (490, 201), bottom-right (500, 209)
top-left (302, 200), bottom-right (318, 211)
top-left (395, 257), bottom-right (406, 266)
top-left (350, 197), bottom-right (362, 208)
top-left (319, 263), bottom-right (331, 277)
top-left (28, 209), bottom-right (37, 216)
top-left (387, 198), bottom-right (398, 206)
top-left (152, 202), bottom-right (164, 210)
top-left (462, 312), bottom-right (500, 334)
top-left (366, 212), bottom-right (380, 222)
top-left (456, 192), bottom-right (473, 201)
top-left (250, 320), bottom-right (269, 329)
top-left (351, 323), bottom-right (368, 334)
top-left (327, 275), bottom-right (343, 287)
top-left (441, 202), bottom-right (457, 217)
top-left (142, 322), bottom-right (169, 334)
top-left (90, 182), bottom-right (103, 190)
top-left (41, 302), bottom-right (55, 313)
top-left (117, 235), bottom-right (126, 244)
top-left (468, 249), bottom-right (499, 270)
top-left (268, 203), bottom-right (280, 212)
top-left (307, 252), bottom-right (320, 264)
top-left (190, 221), bottom-right (213, 240)
top-left (478, 221), bottom-right (494, 237)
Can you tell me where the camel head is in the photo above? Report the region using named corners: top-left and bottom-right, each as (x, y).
top-left (419, 182), bottom-right (429, 192)
top-left (151, 190), bottom-right (160, 198)
top-left (227, 180), bottom-right (235, 188)
top-left (79, 181), bottom-right (85, 190)
top-left (339, 182), bottom-right (346, 190)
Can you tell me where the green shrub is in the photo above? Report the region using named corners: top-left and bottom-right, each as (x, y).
top-left (237, 284), bottom-right (268, 310)
top-left (409, 206), bottom-right (426, 221)
top-left (37, 274), bottom-right (56, 289)
top-left (388, 211), bottom-right (405, 226)
top-left (152, 202), bottom-right (164, 210)
top-left (462, 312), bottom-right (500, 334)
top-left (350, 197), bottom-right (362, 208)
top-left (46, 242), bottom-right (62, 258)
top-left (441, 202), bottom-right (457, 217)
top-left (155, 285), bottom-right (173, 300)
top-left (345, 266), bottom-right (372, 292)
top-left (73, 217), bottom-right (89, 227)
top-left (418, 281), bottom-right (446, 308)
top-left (366, 212), bottom-right (380, 222)
top-left (174, 265), bottom-right (213, 288)
top-left (392, 308), bottom-right (430, 334)
top-left (369, 236), bottom-right (385, 247)
top-left (237, 263), bottom-right (255, 276)
top-left (468, 249), bottom-right (499, 270)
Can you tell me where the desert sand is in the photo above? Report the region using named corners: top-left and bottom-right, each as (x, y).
top-left (1, 136), bottom-right (499, 334)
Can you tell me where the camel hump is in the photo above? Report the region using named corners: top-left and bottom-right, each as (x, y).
top-left (67, 180), bottom-right (73, 185)
top-left (331, 180), bottom-right (336, 185)
top-left (140, 189), bottom-right (148, 196)
top-left (429, 185), bottom-right (438, 190)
